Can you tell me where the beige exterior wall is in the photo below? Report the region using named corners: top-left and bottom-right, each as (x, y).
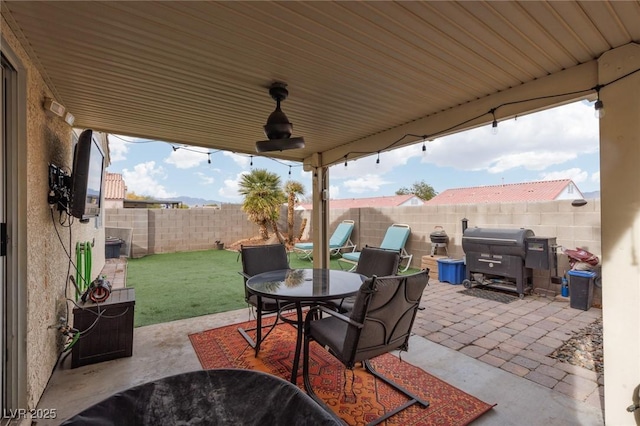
top-left (2, 18), bottom-right (106, 408)
top-left (598, 44), bottom-right (640, 426)
top-left (103, 199), bottom-right (123, 209)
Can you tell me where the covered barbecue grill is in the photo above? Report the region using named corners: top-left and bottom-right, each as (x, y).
top-left (430, 226), bottom-right (449, 256)
top-left (462, 227), bottom-right (535, 298)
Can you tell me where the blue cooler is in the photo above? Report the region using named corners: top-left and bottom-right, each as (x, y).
top-left (437, 258), bottom-right (466, 284)
top-left (567, 270), bottom-right (596, 311)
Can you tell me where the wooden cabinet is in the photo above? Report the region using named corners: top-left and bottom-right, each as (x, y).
top-left (72, 288), bottom-right (135, 368)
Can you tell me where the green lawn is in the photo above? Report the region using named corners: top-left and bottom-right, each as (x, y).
top-left (127, 249), bottom-right (418, 327)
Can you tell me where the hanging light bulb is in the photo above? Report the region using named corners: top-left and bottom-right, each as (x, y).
top-left (422, 141), bottom-right (427, 156)
top-left (594, 86), bottom-right (605, 119)
top-left (172, 146), bottom-right (178, 152)
top-left (250, 155), bottom-right (253, 167)
top-left (375, 151), bottom-right (380, 169)
top-left (288, 165), bottom-right (292, 176)
top-left (489, 109), bottom-right (499, 135)
top-left (594, 100), bottom-right (604, 118)
top-left (207, 153), bottom-right (211, 164)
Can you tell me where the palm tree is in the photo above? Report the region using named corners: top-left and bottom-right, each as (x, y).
top-left (284, 180), bottom-right (305, 244)
top-left (239, 169), bottom-right (285, 240)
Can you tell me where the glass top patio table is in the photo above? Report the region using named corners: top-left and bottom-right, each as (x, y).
top-left (246, 268), bottom-right (366, 302)
top-left (246, 268), bottom-right (367, 383)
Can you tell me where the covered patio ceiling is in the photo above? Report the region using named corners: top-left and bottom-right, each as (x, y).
top-left (3, 1), bottom-right (640, 167)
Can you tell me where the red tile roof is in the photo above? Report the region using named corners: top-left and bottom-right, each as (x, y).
top-left (426, 179), bottom-right (578, 205)
top-left (104, 172), bottom-right (126, 200)
top-left (298, 194), bottom-right (422, 210)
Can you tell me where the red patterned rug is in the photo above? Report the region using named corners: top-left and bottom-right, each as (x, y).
top-left (189, 318), bottom-right (494, 425)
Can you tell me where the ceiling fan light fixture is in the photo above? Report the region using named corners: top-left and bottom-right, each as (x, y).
top-left (255, 82), bottom-right (306, 152)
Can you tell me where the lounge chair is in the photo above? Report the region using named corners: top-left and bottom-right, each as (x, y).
top-left (338, 223), bottom-right (413, 272)
top-left (293, 220), bottom-right (356, 260)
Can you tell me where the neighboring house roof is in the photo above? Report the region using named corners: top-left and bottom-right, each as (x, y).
top-left (298, 194), bottom-right (423, 210)
top-left (426, 179), bottom-right (583, 205)
top-left (104, 172), bottom-right (126, 200)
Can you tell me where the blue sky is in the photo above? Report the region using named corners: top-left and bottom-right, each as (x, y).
top-left (106, 100), bottom-right (600, 203)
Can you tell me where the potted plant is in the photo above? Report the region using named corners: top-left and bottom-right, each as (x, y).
top-left (215, 240), bottom-right (224, 250)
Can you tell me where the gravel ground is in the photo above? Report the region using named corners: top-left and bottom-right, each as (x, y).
top-left (550, 317), bottom-right (603, 373)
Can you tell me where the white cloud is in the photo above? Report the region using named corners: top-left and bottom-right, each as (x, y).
top-left (122, 161), bottom-right (177, 198)
top-left (540, 168), bottom-right (588, 183)
top-left (107, 135), bottom-right (130, 162)
top-left (195, 172), bottom-right (215, 185)
top-left (217, 172), bottom-right (247, 200)
top-left (329, 185), bottom-right (340, 199)
top-left (331, 145), bottom-right (419, 180)
top-left (165, 146), bottom-right (209, 169)
top-left (488, 151), bottom-right (579, 173)
top-left (420, 101), bottom-right (598, 174)
top-left (591, 171), bottom-right (600, 183)
top-left (222, 151), bottom-right (251, 168)
top-left (343, 174), bottom-right (392, 194)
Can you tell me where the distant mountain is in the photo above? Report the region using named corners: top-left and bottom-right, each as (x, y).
top-left (582, 191), bottom-right (600, 199)
top-left (159, 196), bottom-right (222, 207)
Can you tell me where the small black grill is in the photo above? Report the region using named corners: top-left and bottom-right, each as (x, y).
top-left (462, 227), bottom-right (535, 298)
top-left (429, 226), bottom-right (449, 256)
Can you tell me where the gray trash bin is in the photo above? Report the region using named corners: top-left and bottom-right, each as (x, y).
top-left (105, 237), bottom-right (124, 259)
top-left (568, 270), bottom-right (596, 311)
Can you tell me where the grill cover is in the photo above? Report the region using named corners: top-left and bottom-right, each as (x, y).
top-left (462, 228), bottom-right (534, 259)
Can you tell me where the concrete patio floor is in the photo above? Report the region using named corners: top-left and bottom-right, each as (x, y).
top-left (36, 258), bottom-right (605, 425)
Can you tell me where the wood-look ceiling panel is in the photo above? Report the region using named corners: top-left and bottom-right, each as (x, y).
top-left (2, 1), bottom-right (639, 163)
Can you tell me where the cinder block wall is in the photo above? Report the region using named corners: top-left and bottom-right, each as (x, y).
top-left (300, 199), bottom-right (601, 304)
top-left (104, 208), bottom-right (149, 258)
top-left (106, 199), bottom-right (601, 303)
top-left (148, 205), bottom-right (258, 254)
top-left (105, 205), bottom-right (261, 256)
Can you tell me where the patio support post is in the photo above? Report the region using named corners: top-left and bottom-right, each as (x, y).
top-left (309, 154), bottom-right (330, 269)
top-left (599, 42), bottom-right (640, 426)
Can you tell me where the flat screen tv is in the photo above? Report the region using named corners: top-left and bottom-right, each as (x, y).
top-left (70, 129), bottom-right (105, 222)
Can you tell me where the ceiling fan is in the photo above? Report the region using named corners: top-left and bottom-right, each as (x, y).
top-left (255, 82), bottom-right (306, 153)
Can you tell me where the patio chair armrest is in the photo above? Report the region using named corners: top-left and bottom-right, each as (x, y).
top-left (305, 305), bottom-right (364, 331)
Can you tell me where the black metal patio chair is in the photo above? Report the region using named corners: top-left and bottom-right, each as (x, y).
top-left (238, 243), bottom-right (290, 355)
top-left (302, 269), bottom-right (430, 425)
top-left (332, 245), bottom-right (400, 312)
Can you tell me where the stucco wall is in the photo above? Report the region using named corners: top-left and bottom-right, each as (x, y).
top-left (2, 18), bottom-right (106, 408)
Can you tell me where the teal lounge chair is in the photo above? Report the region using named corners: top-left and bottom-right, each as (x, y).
top-left (293, 220), bottom-right (356, 260)
top-left (339, 223), bottom-right (413, 272)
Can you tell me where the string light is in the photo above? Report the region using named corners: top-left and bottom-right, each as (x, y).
top-left (490, 109), bottom-right (498, 135)
top-left (111, 135), bottom-right (304, 177)
top-left (113, 67), bottom-right (640, 172)
top-left (594, 85), bottom-right (605, 119)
